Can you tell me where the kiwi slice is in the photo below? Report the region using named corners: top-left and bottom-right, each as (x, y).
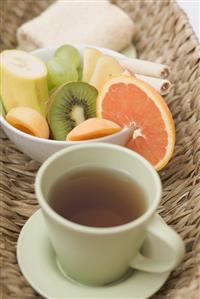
top-left (48, 82), bottom-right (98, 140)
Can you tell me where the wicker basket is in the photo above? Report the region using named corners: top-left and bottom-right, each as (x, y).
top-left (0, 0), bottom-right (200, 298)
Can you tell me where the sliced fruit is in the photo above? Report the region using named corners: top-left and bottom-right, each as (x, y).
top-left (46, 57), bottom-right (78, 90)
top-left (0, 94), bottom-right (6, 116)
top-left (55, 44), bottom-right (81, 69)
top-left (6, 107), bottom-right (49, 139)
top-left (122, 69), bottom-right (135, 76)
top-left (97, 75), bottom-right (175, 170)
top-left (67, 118), bottom-right (121, 141)
top-left (0, 50), bottom-right (49, 116)
top-left (48, 82), bottom-right (98, 140)
top-left (82, 48), bottom-right (103, 83)
top-left (121, 44), bottom-right (137, 59)
top-left (90, 55), bottom-right (124, 92)
top-left (77, 64), bottom-right (83, 81)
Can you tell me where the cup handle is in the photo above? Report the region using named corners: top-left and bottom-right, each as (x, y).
top-left (130, 214), bottom-right (185, 273)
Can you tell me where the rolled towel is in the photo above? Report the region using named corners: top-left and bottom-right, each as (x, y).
top-left (17, 0), bottom-right (136, 52)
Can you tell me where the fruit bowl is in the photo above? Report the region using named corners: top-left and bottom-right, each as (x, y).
top-left (0, 45), bottom-right (132, 163)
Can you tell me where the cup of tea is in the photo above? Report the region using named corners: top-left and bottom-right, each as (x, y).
top-left (35, 143), bottom-right (185, 286)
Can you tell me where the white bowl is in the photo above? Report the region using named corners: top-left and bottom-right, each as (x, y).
top-left (0, 45), bottom-right (131, 163)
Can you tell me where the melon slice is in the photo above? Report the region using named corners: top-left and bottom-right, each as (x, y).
top-left (67, 118), bottom-right (121, 141)
top-left (6, 107), bottom-right (49, 139)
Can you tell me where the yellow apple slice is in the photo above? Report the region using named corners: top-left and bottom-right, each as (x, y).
top-left (82, 48), bottom-right (103, 83)
top-left (6, 107), bottom-right (49, 139)
top-left (89, 55), bottom-right (124, 92)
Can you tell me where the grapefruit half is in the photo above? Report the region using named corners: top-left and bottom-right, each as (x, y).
top-left (97, 76), bottom-right (175, 170)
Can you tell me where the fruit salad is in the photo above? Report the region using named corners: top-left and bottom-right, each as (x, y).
top-left (0, 45), bottom-right (175, 170)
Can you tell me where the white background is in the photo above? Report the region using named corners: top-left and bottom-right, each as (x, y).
top-left (177, 0), bottom-right (200, 39)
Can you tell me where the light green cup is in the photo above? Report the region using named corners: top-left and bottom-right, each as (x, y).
top-left (35, 143), bottom-right (185, 286)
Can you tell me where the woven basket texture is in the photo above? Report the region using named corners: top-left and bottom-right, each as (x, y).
top-left (0, 0), bottom-right (200, 298)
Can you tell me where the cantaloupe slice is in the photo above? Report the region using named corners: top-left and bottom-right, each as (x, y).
top-left (82, 48), bottom-right (103, 83)
top-left (6, 107), bottom-right (49, 139)
top-left (67, 118), bottom-right (121, 141)
top-left (89, 55), bottom-right (124, 92)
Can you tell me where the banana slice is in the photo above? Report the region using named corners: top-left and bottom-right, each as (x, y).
top-left (0, 50), bottom-right (49, 116)
top-left (6, 107), bottom-right (49, 139)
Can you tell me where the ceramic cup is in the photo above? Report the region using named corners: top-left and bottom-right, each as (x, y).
top-left (35, 143), bottom-right (185, 286)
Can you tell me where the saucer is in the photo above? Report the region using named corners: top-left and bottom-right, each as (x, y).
top-left (17, 210), bottom-right (170, 299)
